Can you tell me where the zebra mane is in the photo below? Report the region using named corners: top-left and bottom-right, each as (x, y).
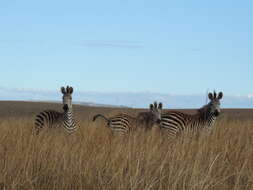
top-left (197, 103), bottom-right (211, 119)
top-left (137, 111), bottom-right (154, 121)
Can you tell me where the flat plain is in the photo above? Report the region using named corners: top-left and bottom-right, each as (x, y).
top-left (0, 101), bottom-right (253, 190)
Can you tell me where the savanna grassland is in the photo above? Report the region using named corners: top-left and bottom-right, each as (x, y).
top-left (0, 101), bottom-right (253, 190)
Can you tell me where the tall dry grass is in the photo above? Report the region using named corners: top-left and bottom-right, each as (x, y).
top-left (0, 115), bottom-right (253, 190)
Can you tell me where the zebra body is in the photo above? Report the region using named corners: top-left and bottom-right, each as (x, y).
top-left (93, 102), bottom-right (163, 134)
top-left (161, 111), bottom-right (217, 137)
top-left (34, 86), bottom-right (77, 134)
top-left (93, 113), bottom-right (136, 134)
top-left (160, 91), bottom-right (223, 138)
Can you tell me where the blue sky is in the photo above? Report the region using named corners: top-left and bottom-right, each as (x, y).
top-left (0, 0), bottom-right (252, 95)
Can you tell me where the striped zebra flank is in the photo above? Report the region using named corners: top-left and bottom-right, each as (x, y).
top-left (160, 91), bottom-right (223, 138)
top-left (34, 86), bottom-right (77, 134)
top-left (93, 113), bottom-right (135, 134)
top-left (93, 102), bottom-right (163, 135)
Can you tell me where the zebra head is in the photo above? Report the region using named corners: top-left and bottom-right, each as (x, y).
top-left (61, 86), bottom-right (74, 111)
top-left (207, 91), bottom-right (223, 117)
top-left (149, 102), bottom-right (163, 124)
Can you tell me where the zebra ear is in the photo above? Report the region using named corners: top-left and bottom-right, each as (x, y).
top-left (208, 93), bottom-right (213, 100)
top-left (154, 102), bottom-right (158, 109)
top-left (69, 87), bottom-right (73, 94)
top-left (150, 104), bottom-right (154, 110)
top-left (158, 102), bottom-right (163, 109)
top-left (218, 92), bottom-right (223, 99)
top-left (213, 91), bottom-right (217, 99)
top-left (61, 87), bottom-right (66, 94)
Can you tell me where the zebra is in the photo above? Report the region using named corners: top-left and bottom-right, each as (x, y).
top-left (160, 91), bottom-right (223, 138)
top-left (34, 86), bottom-right (77, 134)
top-left (92, 102), bottom-right (163, 134)
top-left (136, 102), bottom-right (163, 130)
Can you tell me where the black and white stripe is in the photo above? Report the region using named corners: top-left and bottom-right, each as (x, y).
top-left (160, 91), bottom-right (223, 138)
top-left (93, 102), bottom-right (163, 135)
top-left (93, 113), bottom-right (134, 134)
top-left (35, 86), bottom-right (77, 134)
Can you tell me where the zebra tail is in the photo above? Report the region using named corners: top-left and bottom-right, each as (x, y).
top-left (93, 114), bottom-right (110, 123)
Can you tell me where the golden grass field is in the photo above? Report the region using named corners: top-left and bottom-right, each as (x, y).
top-left (0, 101), bottom-right (253, 190)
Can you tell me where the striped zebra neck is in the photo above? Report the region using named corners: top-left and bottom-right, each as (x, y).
top-left (62, 108), bottom-right (77, 133)
top-left (197, 112), bottom-right (217, 129)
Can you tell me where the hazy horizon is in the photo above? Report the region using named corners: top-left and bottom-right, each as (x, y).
top-left (1, 86), bottom-right (253, 109)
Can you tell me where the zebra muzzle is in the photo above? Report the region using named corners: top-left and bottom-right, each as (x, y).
top-left (63, 104), bottom-right (68, 111)
top-left (214, 110), bottom-right (220, 116)
top-left (156, 119), bottom-right (161, 124)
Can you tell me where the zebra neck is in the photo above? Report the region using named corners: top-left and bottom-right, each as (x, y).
top-left (63, 109), bottom-right (75, 124)
top-left (62, 108), bottom-right (77, 133)
top-left (198, 113), bottom-right (216, 128)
